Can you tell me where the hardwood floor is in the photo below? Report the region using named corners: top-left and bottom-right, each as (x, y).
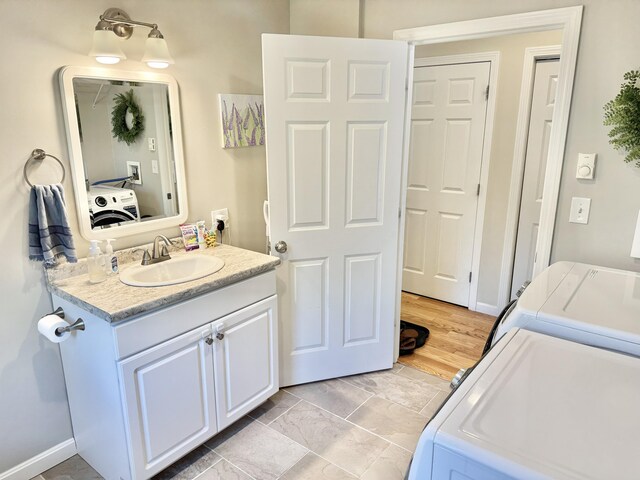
top-left (398, 292), bottom-right (496, 380)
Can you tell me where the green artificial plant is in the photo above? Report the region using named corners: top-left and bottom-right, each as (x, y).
top-left (111, 89), bottom-right (145, 145)
top-left (603, 70), bottom-right (640, 167)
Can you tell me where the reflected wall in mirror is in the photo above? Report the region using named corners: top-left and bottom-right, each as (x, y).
top-left (59, 66), bottom-right (188, 241)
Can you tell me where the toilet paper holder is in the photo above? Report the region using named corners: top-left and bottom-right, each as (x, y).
top-left (49, 307), bottom-right (85, 336)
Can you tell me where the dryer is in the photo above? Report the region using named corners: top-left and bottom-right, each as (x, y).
top-left (408, 329), bottom-right (640, 480)
top-left (88, 185), bottom-right (140, 228)
top-left (491, 261), bottom-right (640, 356)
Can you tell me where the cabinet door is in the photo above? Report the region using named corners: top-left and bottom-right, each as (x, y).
top-left (213, 295), bottom-right (278, 430)
top-left (119, 325), bottom-right (217, 479)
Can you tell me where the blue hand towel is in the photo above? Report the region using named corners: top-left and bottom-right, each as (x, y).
top-left (28, 184), bottom-right (77, 267)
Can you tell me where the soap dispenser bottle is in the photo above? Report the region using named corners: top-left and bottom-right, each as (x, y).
top-left (87, 240), bottom-right (107, 284)
top-left (104, 238), bottom-right (118, 275)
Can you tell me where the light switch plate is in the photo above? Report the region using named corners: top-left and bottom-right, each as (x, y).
top-left (569, 197), bottom-right (591, 224)
top-left (576, 153), bottom-right (596, 179)
top-left (151, 160), bottom-right (159, 174)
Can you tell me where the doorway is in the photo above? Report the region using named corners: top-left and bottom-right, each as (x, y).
top-left (506, 49), bottom-right (561, 301)
top-left (394, 8), bottom-right (582, 369)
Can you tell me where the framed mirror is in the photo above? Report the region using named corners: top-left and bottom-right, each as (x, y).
top-left (58, 66), bottom-right (188, 240)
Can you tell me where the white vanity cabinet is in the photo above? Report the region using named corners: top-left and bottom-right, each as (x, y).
top-left (53, 270), bottom-right (278, 480)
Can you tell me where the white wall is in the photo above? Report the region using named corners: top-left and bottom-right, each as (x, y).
top-left (290, 0), bottom-right (361, 37)
top-left (415, 30), bottom-right (563, 305)
top-left (363, 0), bottom-right (640, 274)
top-left (0, 0), bottom-right (288, 473)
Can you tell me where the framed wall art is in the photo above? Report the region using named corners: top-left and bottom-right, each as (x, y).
top-left (218, 94), bottom-right (265, 148)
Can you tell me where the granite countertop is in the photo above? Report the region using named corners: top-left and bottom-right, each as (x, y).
top-left (46, 244), bottom-right (280, 323)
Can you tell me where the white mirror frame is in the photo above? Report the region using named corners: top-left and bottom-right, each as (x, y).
top-left (58, 66), bottom-right (188, 241)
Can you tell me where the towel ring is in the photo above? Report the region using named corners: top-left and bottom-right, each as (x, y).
top-left (23, 149), bottom-right (66, 188)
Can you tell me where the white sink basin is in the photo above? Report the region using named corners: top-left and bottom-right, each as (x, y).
top-left (120, 254), bottom-right (225, 287)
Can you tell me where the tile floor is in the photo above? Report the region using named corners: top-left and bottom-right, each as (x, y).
top-left (34, 364), bottom-right (451, 480)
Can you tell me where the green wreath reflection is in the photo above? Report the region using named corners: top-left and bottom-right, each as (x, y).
top-left (111, 89), bottom-right (145, 145)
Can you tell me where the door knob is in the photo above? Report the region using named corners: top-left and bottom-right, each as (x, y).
top-left (205, 336), bottom-right (213, 345)
top-left (274, 241), bottom-right (288, 253)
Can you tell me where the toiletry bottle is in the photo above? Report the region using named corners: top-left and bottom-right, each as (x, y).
top-left (196, 221), bottom-right (207, 249)
top-left (87, 240), bottom-right (107, 284)
top-left (104, 239), bottom-right (118, 275)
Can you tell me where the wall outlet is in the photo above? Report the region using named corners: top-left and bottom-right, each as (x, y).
top-left (211, 208), bottom-right (230, 229)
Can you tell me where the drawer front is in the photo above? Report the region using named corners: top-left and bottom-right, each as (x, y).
top-left (114, 270), bottom-right (276, 359)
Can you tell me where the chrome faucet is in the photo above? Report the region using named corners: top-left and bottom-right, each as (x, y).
top-left (151, 235), bottom-right (173, 263)
top-left (135, 235), bottom-right (174, 266)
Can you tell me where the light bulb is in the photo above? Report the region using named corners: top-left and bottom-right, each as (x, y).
top-left (146, 61), bottom-right (169, 69)
top-left (96, 56), bottom-right (121, 65)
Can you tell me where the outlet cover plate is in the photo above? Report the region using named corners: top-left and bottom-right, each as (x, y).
top-left (211, 208), bottom-right (229, 226)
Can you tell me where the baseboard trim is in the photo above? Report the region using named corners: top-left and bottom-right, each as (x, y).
top-left (0, 439), bottom-right (76, 480)
top-left (475, 302), bottom-right (501, 316)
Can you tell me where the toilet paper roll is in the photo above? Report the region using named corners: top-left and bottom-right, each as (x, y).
top-left (38, 314), bottom-right (70, 343)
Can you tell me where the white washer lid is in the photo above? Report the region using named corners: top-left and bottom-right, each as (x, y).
top-left (438, 330), bottom-right (640, 479)
top-left (540, 263), bottom-right (640, 343)
top-left (512, 261), bottom-right (575, 318)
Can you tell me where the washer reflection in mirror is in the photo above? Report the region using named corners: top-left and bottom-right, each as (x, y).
top-left (59, 67), bottom-right (188, 241)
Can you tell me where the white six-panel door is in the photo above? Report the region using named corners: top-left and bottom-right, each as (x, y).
top-left (511, 58), bottom-right (559, 298)
top-left (262, 34), bottom-right (408, 386)
top-left (402, 62), bottom-right (490, 307)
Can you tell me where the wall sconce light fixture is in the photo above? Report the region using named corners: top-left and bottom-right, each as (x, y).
top-left (89, 8), bottom-right (174, 69)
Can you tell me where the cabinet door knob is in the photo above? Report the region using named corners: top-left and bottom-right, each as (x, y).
top-left (205, 336), bottom-right (214, 345)
top-left (216, 332), bottom-right (225, 340)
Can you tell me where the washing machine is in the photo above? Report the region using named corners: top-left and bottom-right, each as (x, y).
top-left (407, 328), bottom-right (640, 480)
top-left (490, 261), bottom-right (640, 356)
top-left (88, 185), bottom-right (140, 228)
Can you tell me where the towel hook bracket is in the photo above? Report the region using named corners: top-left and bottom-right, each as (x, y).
top-left (24, 148), bottom-right (66, 188)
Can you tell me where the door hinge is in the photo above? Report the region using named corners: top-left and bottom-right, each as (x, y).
top-left (469, 271), bottom-right (472, 283)
top-left (398, 208), bottom-right (402, 219)
top-left (476, 184), bottom-right (480, 196)
top-left (485, 85), bottom-right (490, 101)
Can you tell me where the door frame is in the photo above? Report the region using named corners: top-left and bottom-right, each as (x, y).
top-left (392, 6), bottom-right (582, 357)
top-left (409, 52), bottom-right (500, 311)
top-left (498, 46), bottom-right (562, 307)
